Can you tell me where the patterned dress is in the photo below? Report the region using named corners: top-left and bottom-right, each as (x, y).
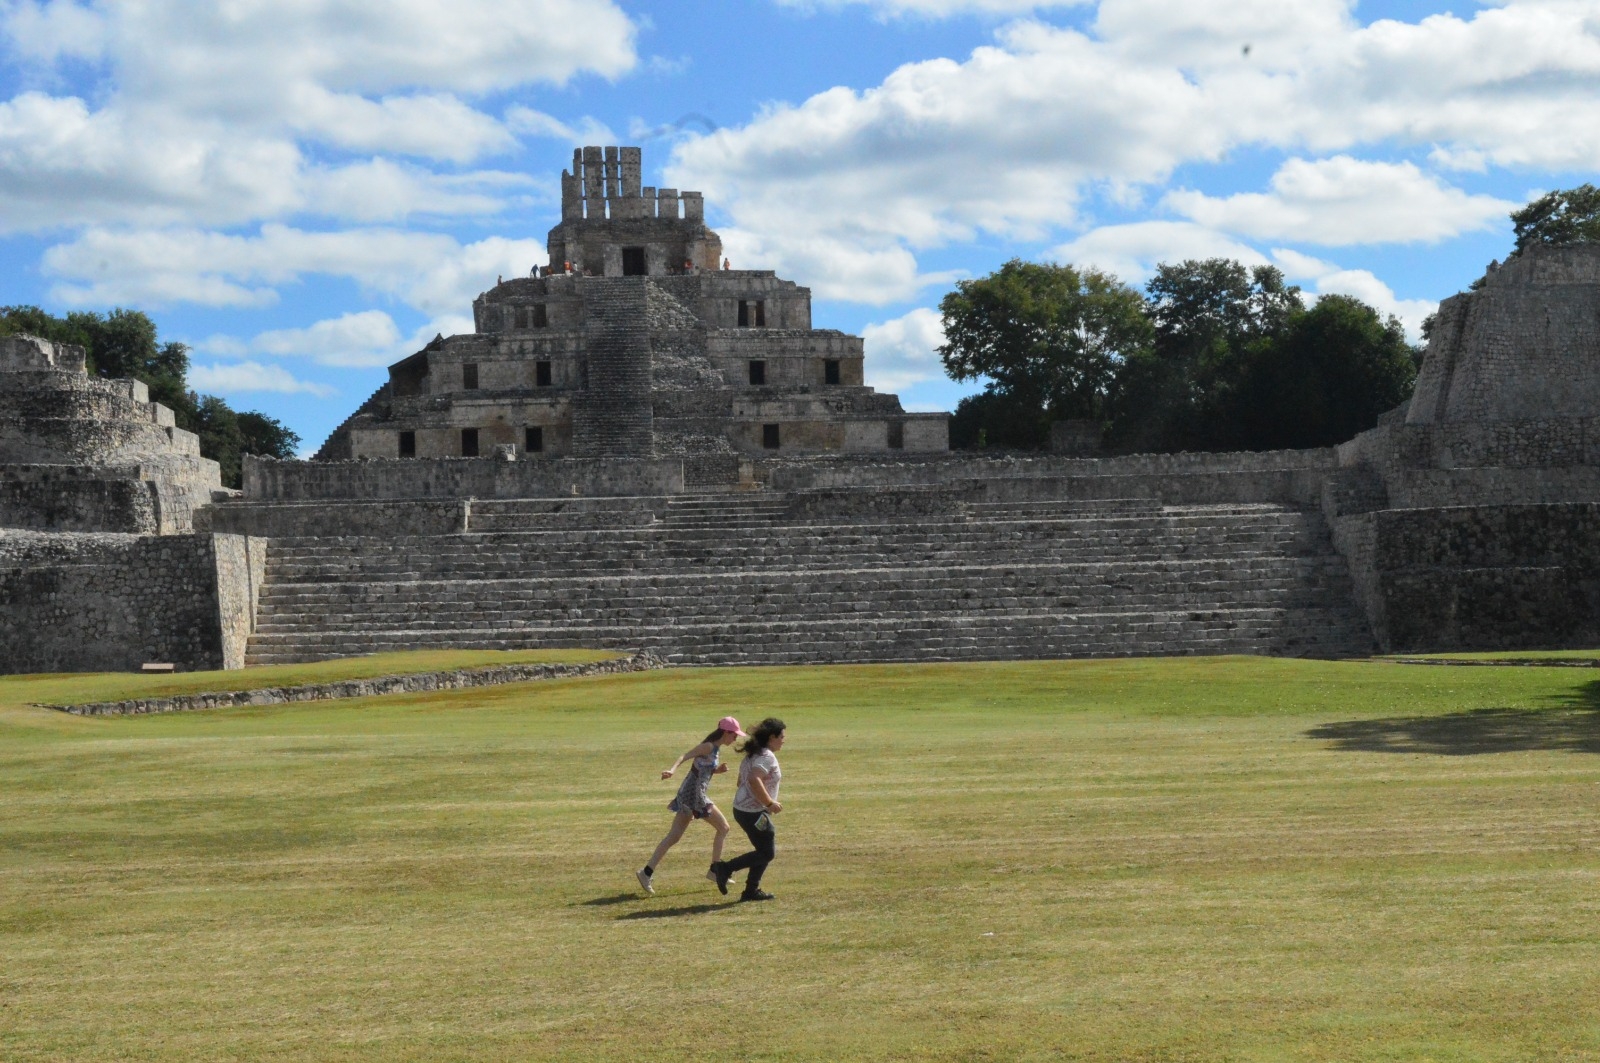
top-left (667, 745), bottom-right (720, 819)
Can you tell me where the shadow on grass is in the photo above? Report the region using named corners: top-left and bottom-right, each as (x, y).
top-left (617, 902), bottom-right (738, 920)
top-left (579, 894), bottom-right (639, 907)
top-left (1309, 680), bottom-right (1600, 755)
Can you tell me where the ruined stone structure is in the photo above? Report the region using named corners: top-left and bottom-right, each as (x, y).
top-left (6, 150), bottom-right (1600, 674)
top-left (0, 335), bottom-right (264, 672)
top-left (315, 146), bottom-right (947, 485)
top-left (0, 334), bottom-right (220, 534)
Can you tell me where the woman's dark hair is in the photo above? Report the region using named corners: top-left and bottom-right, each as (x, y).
top-left (702, 727), bottom-right (730, 745)
top-left (738, 717), bottom-right (786, 757)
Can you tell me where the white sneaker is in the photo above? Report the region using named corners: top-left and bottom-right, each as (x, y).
top-left (636, 868), bottom-right (654, 895)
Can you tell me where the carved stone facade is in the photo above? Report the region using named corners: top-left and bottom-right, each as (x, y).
top-left (315, 145), bottom-right (948, 473)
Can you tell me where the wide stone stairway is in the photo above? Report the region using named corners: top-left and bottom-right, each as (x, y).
top-left (244, 495), bottom-right (1375, 666)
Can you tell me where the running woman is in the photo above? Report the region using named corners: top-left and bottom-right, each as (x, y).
top-left (713, 717), bottom-right (785, 902)
top-left (636, 716), bottom-right (745, 895)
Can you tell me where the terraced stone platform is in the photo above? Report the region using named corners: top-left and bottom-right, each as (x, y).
top-left (244, 496), bottom-right (1375, 666)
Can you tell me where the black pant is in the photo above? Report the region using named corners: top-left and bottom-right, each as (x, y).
top-left (724, 808), bottom-right (776, 893)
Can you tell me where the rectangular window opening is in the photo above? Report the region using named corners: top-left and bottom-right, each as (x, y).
top-left (461, 427), bottom-right (479, 457)
top-left (462, 363), bottom-right (479, 390)
top-left (513, 305), bottom-right (528, 330)
top-left (536, 360), bottom-right (553, 387)
top-left (525, 426), bottom-right (544, 453)
top-left (533, 303), bottom-right (548, 328)
top-left (748, 360), bottom-right (766, 386)
top-left (762, 423), bottom-right (780, 450)
top-left (888, 421), bottom-right (905, 450)
top-left (398, 430), bottom-right (416, 458)
top-left (737, 300), bottom-right (768, 328)
top-left (622, 247), bottom-right (648, 276)
top-left (824, 359), bottom-right (841, 385)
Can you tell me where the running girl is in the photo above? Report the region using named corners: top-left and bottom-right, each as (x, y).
top-left (636, 716), bottom-right (745, 895)
top-left (713, 716), bottom-right (785, 902)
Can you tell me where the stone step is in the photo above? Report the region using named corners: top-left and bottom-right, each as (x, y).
top-left (244, 607), bottom-right (1374, 666)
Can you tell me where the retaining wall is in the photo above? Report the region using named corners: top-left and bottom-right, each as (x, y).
top-left (244, 455), bottom-right (683, 500)
top-left (0, 531), bottom-right (264, 673)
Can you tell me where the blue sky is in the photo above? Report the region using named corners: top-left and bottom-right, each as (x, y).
top-left (2, 0), bottom-right (1596, 453)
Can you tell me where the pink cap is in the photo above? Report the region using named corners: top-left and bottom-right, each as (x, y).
top-left (718, 716), bottom-right (747, 736)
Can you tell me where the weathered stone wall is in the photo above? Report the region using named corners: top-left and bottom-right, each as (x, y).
top-left (0, 531), bottom-right (261, 674)
top-left (1353, 503), bottom-right (1600, 652)
top-left (765, 448), bottom-right (1338, 492)
top-left (1409, 245), bottom-right (1600, 425)
top-left (0, 467), bottom-right (160, 533)
top-left (213, 533), bottom-right (266, 670)
top-left (242, 455), bottom-right (683, 500)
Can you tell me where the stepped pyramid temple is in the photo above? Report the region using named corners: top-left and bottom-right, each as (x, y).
top-left (7, 147), bottom-right (1600, 673)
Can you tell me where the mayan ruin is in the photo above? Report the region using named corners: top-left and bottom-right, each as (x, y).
top-left (4, 146), bottom-right (1600, 675)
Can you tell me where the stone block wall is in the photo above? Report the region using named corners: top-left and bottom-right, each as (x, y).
top-left (765, 448), bottom-right (1339, 493)
top-left (0, 531), bottom-right (263, 674)
top-left (242, 455), bottom-right (683, 500)
top-left (1329, 503), bottom-right (1600, 653)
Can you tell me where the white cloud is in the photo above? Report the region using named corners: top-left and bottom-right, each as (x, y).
top-left (862, 307), bottom-right (947, 391)
top-left (0, 0), bottom-right (638, 231)
top-left (1165, 157), bottom-right (1514, 246)
top-left (1051, 221), bottom-right (1270, 283)
top-left (249, 311), bottom-right (404, 367)
top-left (670, 2), bottom-right (1600, 302)
top-left (1270, 249), bottom-right (1437, 340)
top-left (42, 224), bottom-right (547, 316)
top-left (188, 360), bottom-right (336, 397)
top-left (196, 309), bottom-right (465, 370)
top-left (776, 0), bottom-right (1085, 16)
top-left (505, 107), bottom-right (618, 146)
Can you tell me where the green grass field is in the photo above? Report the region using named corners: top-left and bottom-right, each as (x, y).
top-left (4, 654), bottom-right (1600, 1061)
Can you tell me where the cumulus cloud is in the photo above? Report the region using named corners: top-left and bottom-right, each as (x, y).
top-left (862, 307), bottom-right (947, 391)
top-left (672, 2), bottom-right (1600, 303)
top-left (0, 0), bottom-right (637, 230)
top-left (43, 224), bottom-right (548, 316)
top-left (776, 0), bottom-right (1085, 16)
top-left (1050, 221), bottom-right (1270, 284)
top-left (1165, 157), bottom-right (1514, 246)
top-left (188, 360), bottom-right (337, 397)
top-left (195, 309), bottom-right (466, 369)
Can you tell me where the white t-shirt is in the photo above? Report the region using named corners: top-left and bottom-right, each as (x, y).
top-left (733, 749), bottom-right (781, 813)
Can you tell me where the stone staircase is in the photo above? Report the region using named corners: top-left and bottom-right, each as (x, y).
top-left (570, 279), bottom-right (653, 456)
top-left (244, 498), bottom-right (1375, 666)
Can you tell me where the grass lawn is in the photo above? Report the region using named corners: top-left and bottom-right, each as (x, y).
top-left (4, 654), bottom-right (1600, 1061)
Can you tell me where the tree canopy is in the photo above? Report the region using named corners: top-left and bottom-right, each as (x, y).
top-left (1511, 184), bottom-right (1600, 255)
top-left (1107, 259), bottom-right (1304, 453)
top-left (1, 305), bottom-right (299, 487)
top-left (938, 257), bottom-right (1417, 455)
top-left (939, 259), bottom-right (1152, 437)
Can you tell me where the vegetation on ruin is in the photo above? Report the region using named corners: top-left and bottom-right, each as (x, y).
top-left (0, 304), bottom-right (298, 485)
top-left (943, 258), bottom-right (1419, 454)
top-left (5, 654), bottom-right (1600, 1061)
top-left (1511, 183), bottom-right (1600, 255)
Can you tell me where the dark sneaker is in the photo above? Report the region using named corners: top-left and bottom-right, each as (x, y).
top-left (740, 888), bottom-right (774, 902)
top-left (712, 861), bottom-right (732, 896)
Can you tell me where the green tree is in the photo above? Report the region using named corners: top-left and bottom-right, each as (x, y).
top-left (1511, 184), bottom-right (1600, 255)
top-left (947, 391), bottom-right (1051, 451)
top-left (939, 260), bottom-right (1152, 448)
top-left (1107, 259), bottom-right (1303, 453)
top-left (1226, 295), bottom-right (1417, 450)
